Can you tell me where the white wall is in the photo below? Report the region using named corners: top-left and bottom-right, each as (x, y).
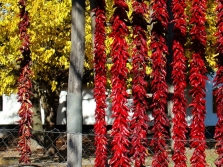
top-left (56, 87), bottom-right (114, 125)
top-left (53, 75), bottom-right (219, 126)
top-left (0, 75), bottom-right (218, 126)
top-left (0, 94), bottom-right (20, 124)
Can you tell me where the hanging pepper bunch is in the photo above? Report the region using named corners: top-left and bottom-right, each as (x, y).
top-left (213, 0), bottom-right (223, 165)
top-left (17, 0), bottom-right (33, 164)
top-left (130, 1), bottom-right (149, 167)
top-left (189, 0), bottom-right (207, 165)
top-left (213, 58), bottom-right (223, 166)
top-left (109, 0), bottom-right (131, 166)
top-left (149, 0), bottom-right (170, 165)
top-left (93, 0), bottom-right (108, 166)
top-left (171, 0), bottom-right (188, 166)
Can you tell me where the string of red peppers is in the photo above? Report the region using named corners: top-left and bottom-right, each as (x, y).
top-left (171, 0), bottom-right (188, 166)
top-left (150, 0), bottom-right (170, 165)
top-left (109, 0), bottom-right (130, 166)
top-left (189, 0), bottom-right (208, 165)
top-left (214, 0), bottom-right (223, 165)
top-left (130, 1), bottom-right (149, 167)
top-left (93, 0), bottom-right (107, 166)
top-left (17, 0), bottom-right (33, 164)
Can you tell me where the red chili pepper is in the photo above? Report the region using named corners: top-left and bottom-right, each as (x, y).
top-left (109, 1), bottom-right (131, 166)
top-left (130, 1), bottom-right (149, 167)
top-left (189, 0), bottom-right (207, 165)
top-left (171, 0), bottom-right (188, 166)
top-left (17, 0), bottom-right (33, 164)
top-left (93, 1), bottom-right (108, 167)
top-left (214, 0), bottom-right (223, 165)
top-left (150, 0), bottom-right (170, 165)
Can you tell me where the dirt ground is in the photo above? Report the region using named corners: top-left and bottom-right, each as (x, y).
top-left (0, 133), bottom-right (218, 167)
top-left (0, 134), bottom-right (96, 167)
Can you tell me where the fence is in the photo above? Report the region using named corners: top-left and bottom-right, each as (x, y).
top-left (0, 127), bottom-right (219, 167)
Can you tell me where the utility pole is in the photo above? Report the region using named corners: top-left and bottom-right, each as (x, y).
top-left (67, 0), bottom-right (85, 166)
top-left (90, 0), bottom-right (96, 47)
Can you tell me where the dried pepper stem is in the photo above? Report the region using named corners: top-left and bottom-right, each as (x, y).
top-left (189, 0), bottom-right (208, 165)
top-left (214, 0), bottom-right (223, 165)
top-left (150, 0), bottom-right (170, 165)
top-left (109, 0), bottom-right (131, 166)
top-left (17, 0), bottom-right (33, 164)
top-left (130, 0), bottom-right (149, 166)
top-left (171, 0), bottom-right (188, 166)
top-left (93, 0), bottom-right (107, 166)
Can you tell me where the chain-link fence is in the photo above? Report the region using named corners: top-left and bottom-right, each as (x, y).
top-left (0, 127), bottom-right (219, 167)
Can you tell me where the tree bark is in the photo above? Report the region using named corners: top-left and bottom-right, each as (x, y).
top-left (90, 0), bottom-right (96, 47)
top-left (67, 0), bottom-right (85, 166)
top-left (40, 87), bottom-right (60, 156)
top-left (31, 85), bottom-right (43, 145)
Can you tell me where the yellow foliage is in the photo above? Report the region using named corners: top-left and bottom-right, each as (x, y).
top-left (0, 0), bottom-right (218, 95)
top-left (85, 0), bottom-right (94, 70)
top-left (51, 80), bottom-right (58, 92)
top-left (206, 0), bottom-right (217, 70)
top-left (0, 2), bottom-right (20, 94)
top-left (0, 0), bottom-right (71, 94)
top-left (0, 0), bottom-right (153, 93)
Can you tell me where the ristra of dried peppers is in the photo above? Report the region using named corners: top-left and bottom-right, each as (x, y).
top-left (17, 0), bottom-right (33, 164)
top-left (171, 0), bottom-right (188, 165)
top-left (130, 0), bottom-right (149, 167)
top-left (214, 0), bottom-right (223, 165)
top-left (149, 0), bottom-right (170, 165)
top-left (93, 0), bottom-right (108, 166)
top-left (109, 0), bottom-right (131, 166)
top-left (189, 0), bottom-right (208, 165)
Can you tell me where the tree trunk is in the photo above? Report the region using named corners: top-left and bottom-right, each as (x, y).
top-left (67, 0), bottom-right (85, 167)
top-left (32, 98), bottom-right (43, 133)
top-left (40, 86), bottom-right (60, 156)
top-left (41, 89), bottom-right (58, 130)
top-left (31, 85), bottom-right (43, 148)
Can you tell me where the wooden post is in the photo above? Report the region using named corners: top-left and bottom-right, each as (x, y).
top-left (90, 0), bottom-right (96, 47)
top-left (67, 0), bottom-right (85, 167)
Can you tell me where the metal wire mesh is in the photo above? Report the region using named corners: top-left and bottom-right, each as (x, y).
top-left (0, 127), bottom-right (219, 167)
